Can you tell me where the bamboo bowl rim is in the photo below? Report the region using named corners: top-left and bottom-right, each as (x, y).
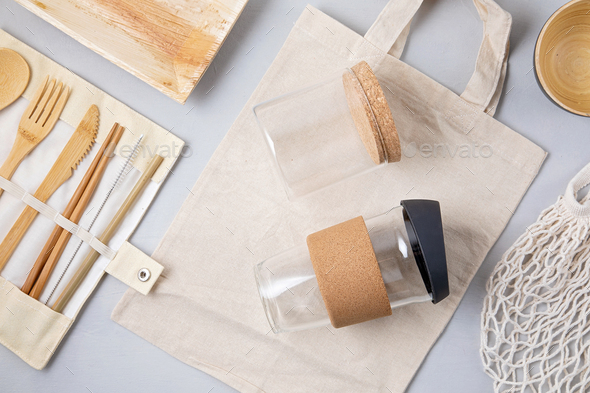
top-left (535, 0), bottom-right (590, 117)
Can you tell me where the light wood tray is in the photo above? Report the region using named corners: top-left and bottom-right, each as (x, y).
top-left (14, 0), bottom-right (249, 104)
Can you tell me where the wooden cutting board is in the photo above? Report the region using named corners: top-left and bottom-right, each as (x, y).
top-left (14, 0), bottom-right (248, 103)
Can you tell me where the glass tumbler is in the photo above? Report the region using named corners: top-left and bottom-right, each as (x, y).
top-left (253, 61), bottom-right (401, 199)
top-left (254, 200), bottom-right (449, 333)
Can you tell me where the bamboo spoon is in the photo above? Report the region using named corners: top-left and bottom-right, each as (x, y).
top-left (52, 154), bottom-right (164, 313)
top-left (0, 76), bottom-right (70, 199)
top-left (0, 106), bottom-right (97, 271)
top-left (28, 124), bottom-right (126, 299)
top-left (22, 122), bottom-right (123, 294)
top-left (0, 48), bottom-right (30, 111)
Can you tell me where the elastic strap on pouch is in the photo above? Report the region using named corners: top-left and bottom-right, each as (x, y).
top-left (0, 176), bottom-right (116, 260)
top-left (0, 176), bottom-right (163, 294)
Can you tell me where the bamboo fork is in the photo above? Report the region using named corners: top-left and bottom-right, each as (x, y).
top-left (52, 154), bottom-right (164, 313)
top-left (0, 76), bottom-right (70, 199)
top-left (21, 123), bottom-right (124, 295)
top-left (0, 106), bottom-right (98, 271)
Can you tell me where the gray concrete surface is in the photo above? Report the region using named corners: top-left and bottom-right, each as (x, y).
top-left (1, 0), bottom-right (587, 391)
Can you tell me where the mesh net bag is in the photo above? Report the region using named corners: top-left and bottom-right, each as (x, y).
top-left (481, 163), bottom-right (590, 393)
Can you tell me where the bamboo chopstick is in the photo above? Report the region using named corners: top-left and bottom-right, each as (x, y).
top-left (20, 123), bottom-right (121, 294)
top-left (28, 124), bottom-right (126, 299)
top-left (51, 154), bottom-right (164, 313)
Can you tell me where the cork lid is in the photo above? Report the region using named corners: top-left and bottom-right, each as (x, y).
top-left (343, 61), bottom-right (401, 165)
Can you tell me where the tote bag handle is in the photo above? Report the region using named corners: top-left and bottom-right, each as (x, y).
top-left (364, 0), bottom-right (511, 116)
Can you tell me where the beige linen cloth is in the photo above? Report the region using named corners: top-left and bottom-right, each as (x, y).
top-left (112, 1), bottom-right (547, 392)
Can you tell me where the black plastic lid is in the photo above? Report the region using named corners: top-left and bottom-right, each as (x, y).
top-left (400, 199), bottom-right (449, 304)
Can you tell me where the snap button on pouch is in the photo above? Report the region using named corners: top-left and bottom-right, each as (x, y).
top-left (138, 268), bottom-right (151, 282)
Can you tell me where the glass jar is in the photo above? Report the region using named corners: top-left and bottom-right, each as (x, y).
top-left (254, 200), bottom-right (449, 333)
top-left (253, 61), bottom-right (401, 199)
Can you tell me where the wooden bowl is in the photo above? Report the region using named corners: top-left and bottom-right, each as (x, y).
top-left (535, 0), bottom-right (590, 116)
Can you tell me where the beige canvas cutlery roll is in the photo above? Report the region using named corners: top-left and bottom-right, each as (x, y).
top-left (112, 1), bottom-right (546, 392)
top-left (0, 30), bottom-right (183, 370)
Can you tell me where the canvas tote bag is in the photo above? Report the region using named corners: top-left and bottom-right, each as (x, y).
top-left (112, 1), bottom-right (547, 392)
